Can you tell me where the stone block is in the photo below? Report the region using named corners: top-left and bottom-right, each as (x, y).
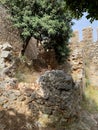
top-left (2, 42), bottom-right (12, 51)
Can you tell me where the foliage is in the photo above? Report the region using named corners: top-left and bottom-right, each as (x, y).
top-left (65, 0), bottom-right (98, 22)
top-left (3, 0), bottom-right (73, 63)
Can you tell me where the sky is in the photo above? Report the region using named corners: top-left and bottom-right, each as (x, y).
top-left (72, 13), bottom-right (98, 42)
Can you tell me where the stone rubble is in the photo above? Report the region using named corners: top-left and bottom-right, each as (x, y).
top-left (0, 71), bottom-right (97, 130)
top-left (0, 42), bottom-right (97, 130)
top-left (0, 43), bottom-right (18, 88)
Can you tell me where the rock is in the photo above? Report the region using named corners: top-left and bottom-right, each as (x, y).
top-left (36, 99), bottom-right (45, 105)
top-left (31, 92), bottom-right (37, 100)
top-left (69, 121), bottom-right (90, 130)
top-left (28, 103), bottom-right (37, 110)
top-left (8, 93), bottom-right (17, 100)
top-left (43, 107), bottom-right (52, 115)
top-left (25, 97), bottom-right (33, 104)
top-left (5, 78), bottom-right (18, 89)
top-left (2, 91), bottom-right (8, 96)
top-left (2, 42), bottom-right (12, 51)
top-left (81, 111), bottom-right (97, 128)
top-left (0, 96), bottom-right (8, 105)
top-left (0, 45), bottom-right (3, 49)
top-left (38, 70), bottom-right (74, 91)
top-left (14, 90), bottom-right (21, 96)
top-left (0, 110), bottom-right (4, 118)
top-left (34, 70), bottom-right (81, 128)
top-left (18, 96), bottom-right (26, 101)
top-left (7, 90), bottom-right (13, 95)
top-left (3, 103), bottom-right (9, 109)
top-left (36, 114), bottom-right (51, 127)
top-left (25, 92), bottom-right (31, 97)
top-left (0, 81), bottom-right (6, 89)
top-left (0, 124), bottom-right (6, 130)
top-left (1, 67), bottom-right (11, 75)
top-left (0, 50), bottom-right (11, 59)
top-left (0, 58), bottom-right (5, 68)
top-left (48, 96), bottom-right (57, 105)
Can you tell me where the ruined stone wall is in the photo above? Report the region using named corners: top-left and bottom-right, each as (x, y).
top-left (70, 26), bottom-right (98, 63)
top-left (70, 27), bottom-right (98, 87)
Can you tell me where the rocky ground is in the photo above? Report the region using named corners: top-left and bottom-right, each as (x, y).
top-left (0, 73), bottom-right (98, 130)
top-left (0, 75), bottom-right (97, 130)
top-left (0, 43), bottom-right (98, 130)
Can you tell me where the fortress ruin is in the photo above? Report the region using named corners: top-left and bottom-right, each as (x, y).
top-left (70, 27), bottom-right (98, 87)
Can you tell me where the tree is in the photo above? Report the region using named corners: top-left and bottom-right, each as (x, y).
top-left (3, 0), bottom-right (73, 63)
top-left (65, 0), bottom-right (98, 22)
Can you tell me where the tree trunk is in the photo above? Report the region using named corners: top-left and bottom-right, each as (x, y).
top-left (21, 36), bottom-right (31, 55)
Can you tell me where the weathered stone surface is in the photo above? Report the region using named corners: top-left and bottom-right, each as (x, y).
top-left (0, 50), bottom-right (11, 58)
top-left (38, 70), bottom-right (74, 90)
top-left (0, 45), bottom-right (3, 49)
top-left (25, 37), bottom-right (38, 60)
top-left (18, 96), bottom-right (26, 101)
top-left (0, 111), bottom-right (4, 118)
top-left (81, 111), bottom-right (97, 128)
top-left (0, 124), bottom-right (6, 130)
top-left (2, 42), bottom-right (12, 51)
top-left (5, 78), bottom-right (18, 89)
top-left (8, 93), bottom-right (17, 100)
top-left (0, 42), bottom-right (18, 95)
top-left (0, 96), bottom-right (8, 105)
top-left (33, 70), bottom-right (81, 128)
top-left (0, 58), bottom-right (5, 68)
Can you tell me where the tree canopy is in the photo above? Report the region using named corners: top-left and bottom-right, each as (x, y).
top-left (65, 0), bottom-right (98, 22)
top-left (2, 0), bottom-right (97, 63)
top-left (3, 0), bottom-right (73, 63)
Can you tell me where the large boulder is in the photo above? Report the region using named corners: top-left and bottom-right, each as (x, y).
top-left (38, 70), bottom-right (74, 91)
top-left (27, 70), bottom-right (82, 128)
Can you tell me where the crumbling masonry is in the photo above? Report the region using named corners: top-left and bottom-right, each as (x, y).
top-left (70, 27), bottom-right (98, 87)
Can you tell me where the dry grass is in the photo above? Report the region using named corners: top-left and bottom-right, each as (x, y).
top-left (15, 60), bottom-right (41, 83)
top-left (82, 85), bottom-right (98, 113)
top-left (85, 85), bottom-right (98, 105)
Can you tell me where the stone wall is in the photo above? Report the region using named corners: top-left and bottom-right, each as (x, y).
top-left (70, 27), bottom-right (98, 87)
top-left (70, 26), bottom-right (98, 43)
